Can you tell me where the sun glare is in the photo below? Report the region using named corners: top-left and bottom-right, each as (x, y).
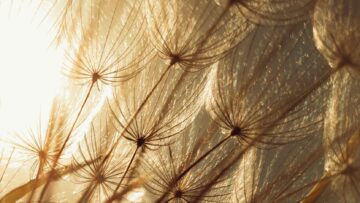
top-left (0, 2), bottom-right (64, 143)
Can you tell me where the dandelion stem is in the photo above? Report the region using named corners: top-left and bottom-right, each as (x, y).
top-left (77, 182), bottom-right (97, 203)
top-left (0, 157), bottom-right (100, 203)
top-left (192, 142), bottom-right (253, 203)
top-left (302, 128), bottom-right (360, 203)
top-left (300, 174), bottom-right (332, 203)
top-left (26, 158), bottom-right (45, 203)
top-left (113, 146), bottom-right (139, 195)
top-left (38, 81), bottom-right (95, 202)
top-left (178, 135), bottom-right (231, 180)
top-left (156, 134), bottom-right (232, 203)
top-left (106, 179), bottom-right (144, 203)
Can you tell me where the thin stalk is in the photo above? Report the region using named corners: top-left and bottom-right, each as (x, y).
top-left (38, 82), bottom-right (95, 201)
top-left (77, 182), bottom-right (97, 203)
top-left (0, 157), bottom-right (100, 203)
top-left (192, 141), bottom-right (254, 203)
top-left (106, 179), bottom-right (145, 203)
top-left (0, 148), bottom-right (14, 183)
top-left (302, 128), bottom-right (360, 203)
top-left (113, 146), bottom-right (139, 195)
top-left (156, 134), bottom-right (232, 203)
top-left (26, 158), bottom-right (45, 203)
top-left (178, 135), bottom-right (232, 180)
top-left (300, 174), bottom-right (332, 203)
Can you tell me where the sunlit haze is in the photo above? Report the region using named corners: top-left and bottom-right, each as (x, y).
top-left (0, 2), bottom-right (64, 143)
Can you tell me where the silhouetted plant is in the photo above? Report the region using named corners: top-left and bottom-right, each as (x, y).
top-left (1, 1), bottom-right (359, 203)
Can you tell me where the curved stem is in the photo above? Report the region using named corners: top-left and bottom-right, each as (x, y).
top-left (38, 82), bottom-right (95, 202)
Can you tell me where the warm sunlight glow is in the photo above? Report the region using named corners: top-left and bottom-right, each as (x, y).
top-left (126, 188), bottom-right (145, 202)
top-left (0, 2), bottom-right (64, 142)
top-left (0, 0), bottom-right (354, 202)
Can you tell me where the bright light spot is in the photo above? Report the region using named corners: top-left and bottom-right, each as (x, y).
top-left (126, 188), bottom-right (145, 202)
top-left (0, 2), bottom-right (64, 144)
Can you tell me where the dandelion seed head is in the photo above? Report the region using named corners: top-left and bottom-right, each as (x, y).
top-left (230, 126), bottom-right (242, 137)
top-left (174, 189), bottom-right (183, 198)
top-left (136, 137), bottom-right (146, 148)
top-left (95, 172), bottom-right (106, 184)
top-left (92, 72), bottom-right (101, 83)
top-left (169, 53), bottom-right (182, 65)
top-left (38, 150), bottom-right (47, 160)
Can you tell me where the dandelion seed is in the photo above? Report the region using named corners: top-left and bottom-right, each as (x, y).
top-left (232, 136), bottom-right (324, 203)
top-left (11, 129), bottom-right (60, 179)
top-left (145, 0), bottom-right (253, 71)
top-left (206, 22), bottom-right (330, 148)
top-left (303, 69), bottom-right (360, 202)
top-left (72, 123), bottom-right (127, 203)
top-left (164, 24), bottom-right (333, 202)
top-left (9, 100), bottom-right (69, 181)
top-left (308, 127), bottom-right (360, 202)
top-left (107, 62), bottom-right (209, 195)
top-left (37, 1), bottom-right (153, 198)
top-left (313, 0), bottom-right (360, 77)
top-left (6, 100), bottom-right (71, 203)
top-left (63, 0), bottom-right (152, 89)
top-left (143, 124), bottom-right (232, 203)
top-left (325, 130), bottom-right (360, 202)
